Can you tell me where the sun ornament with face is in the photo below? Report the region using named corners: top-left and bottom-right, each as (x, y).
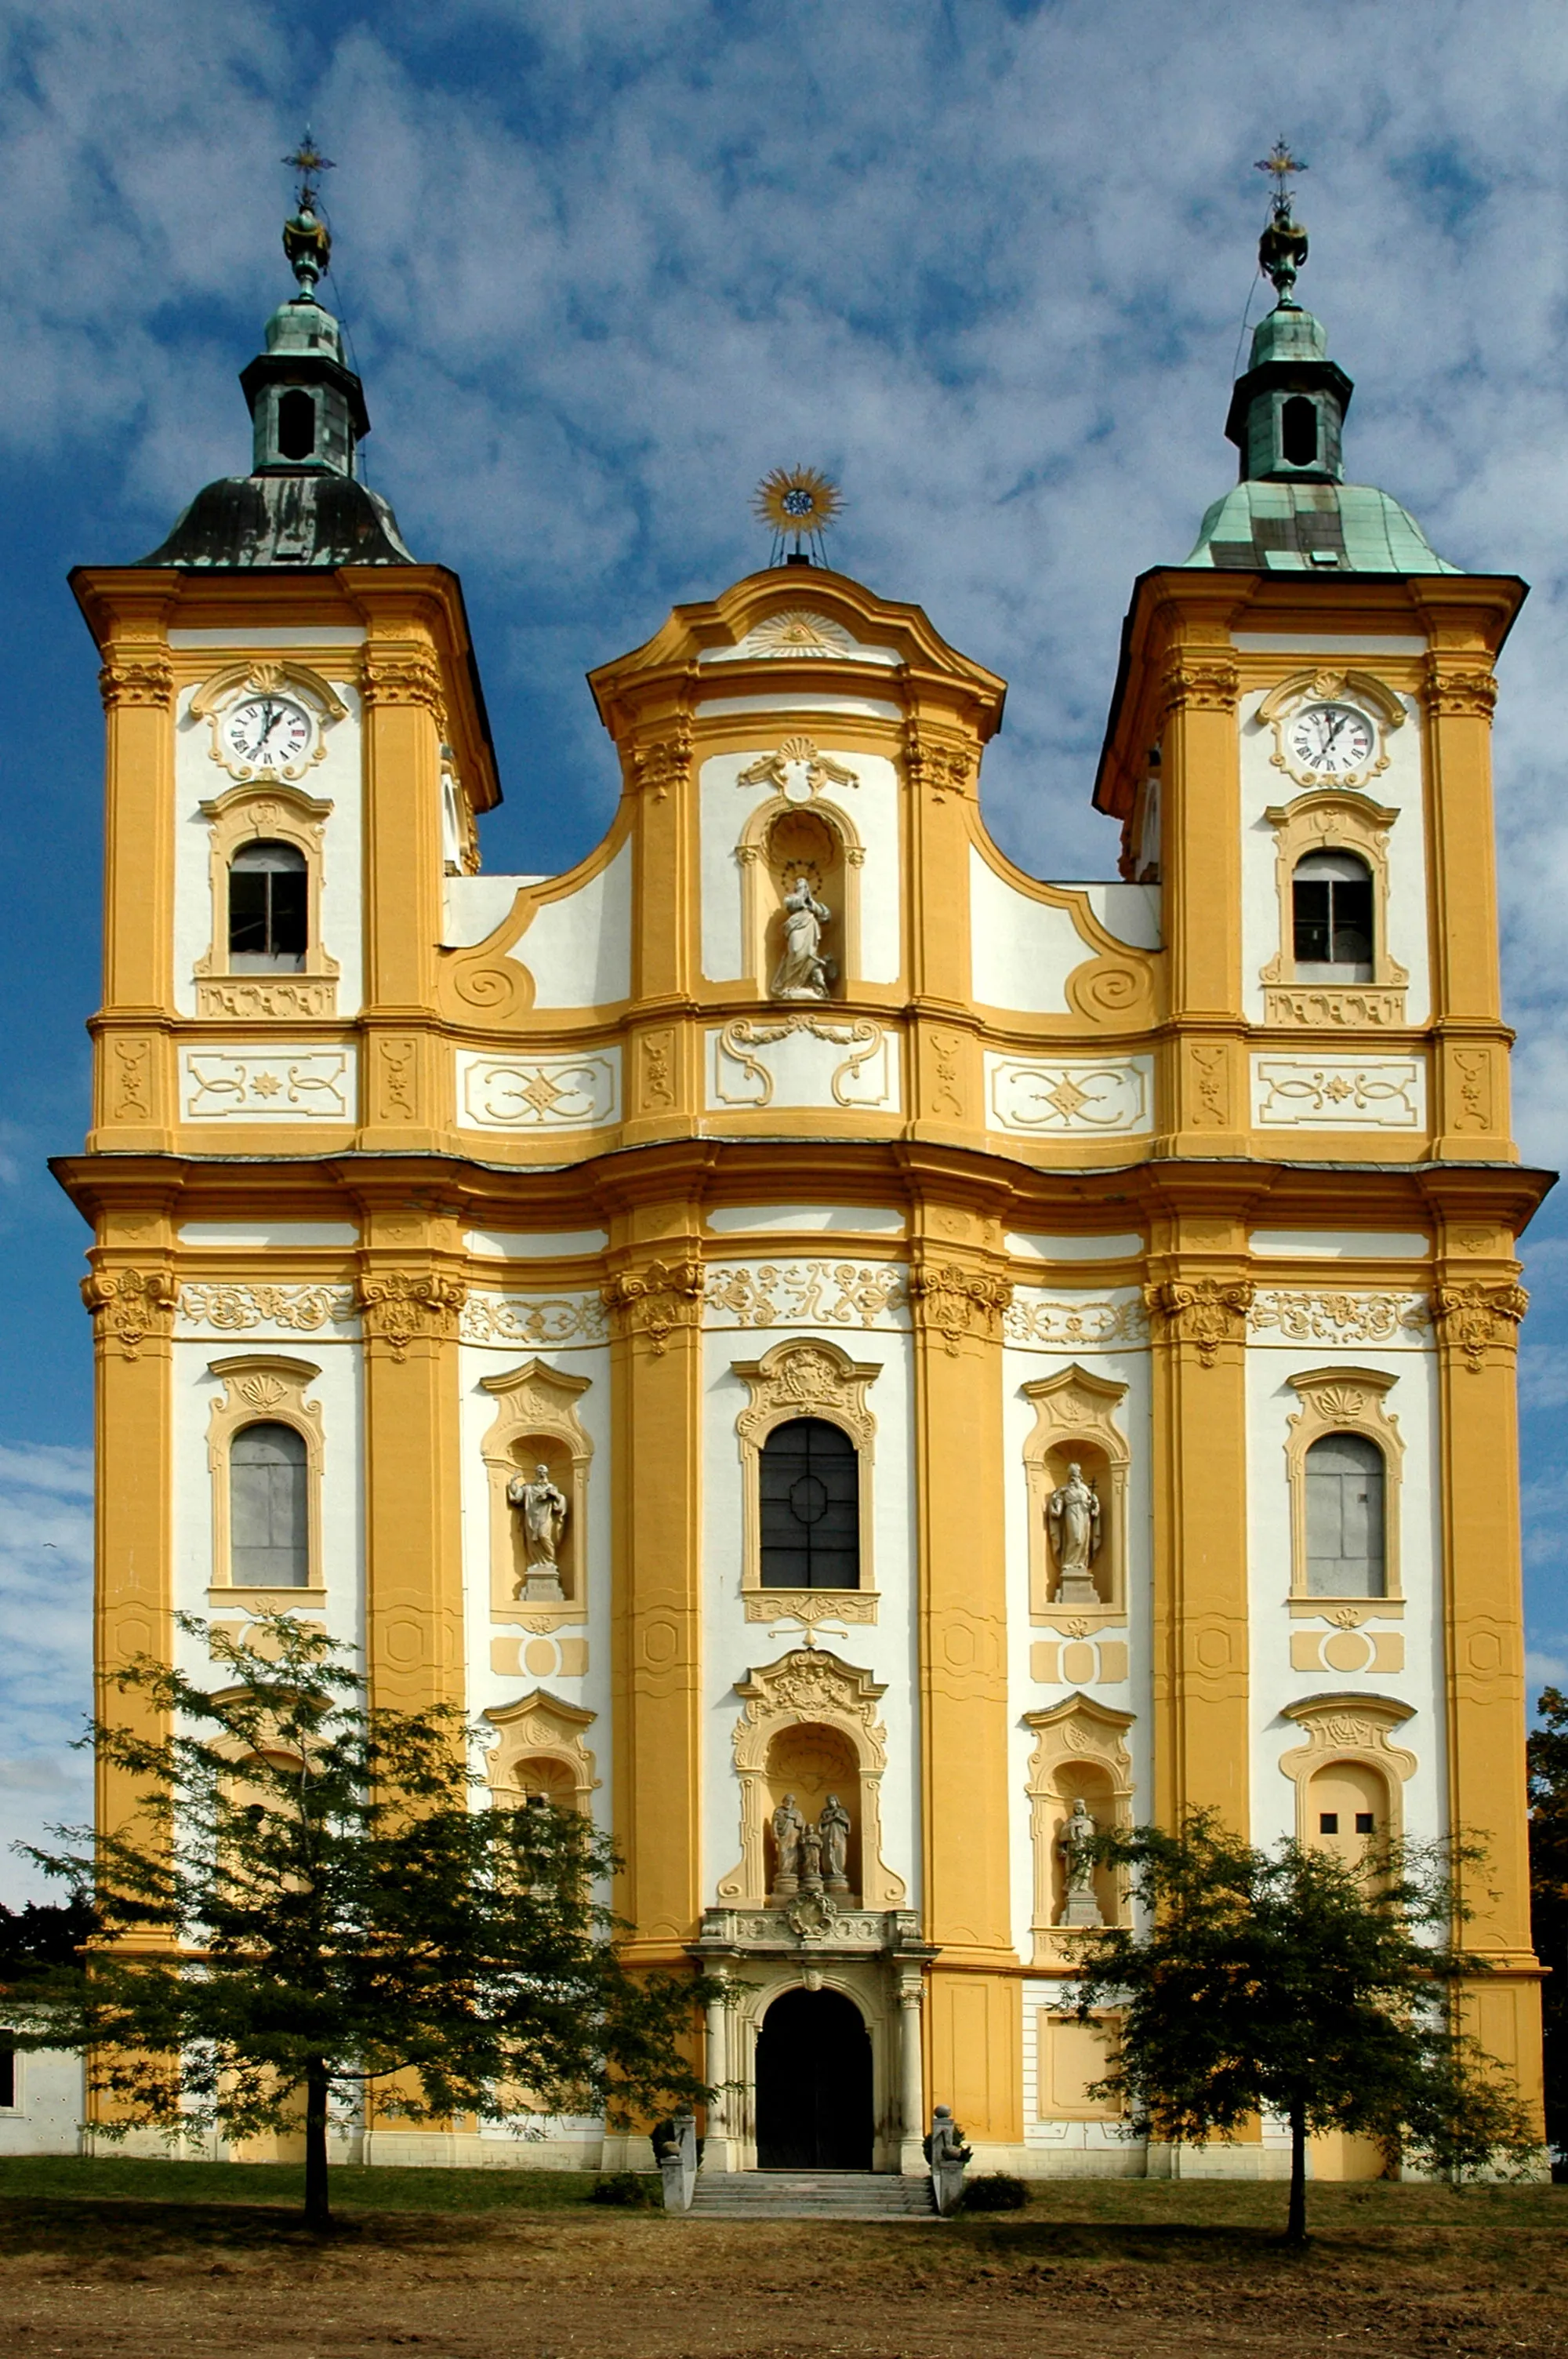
top-left (753, 466), bottom-right (844, 565)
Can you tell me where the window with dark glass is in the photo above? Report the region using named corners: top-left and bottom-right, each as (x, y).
top-left (759, 1418), bottom-right (859, 1589)
top-left (1281, 394), bottom-right (1318, 467)
top-left (230, 1422), bottom-right (309, 1587)
top-left (229, 841), bottom-right (307, 971)
top-left (1305, 1430), bottom-right (1385, 1597)
top-left (1293, 849), bottom-right (1374, 980)
top-left (277, 388), bottom-right (317, 460)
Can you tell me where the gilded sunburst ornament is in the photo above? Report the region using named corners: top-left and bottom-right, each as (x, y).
top-left (753, 466), bottom-right (844, 562)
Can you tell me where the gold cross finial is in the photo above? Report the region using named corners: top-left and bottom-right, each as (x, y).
top-left (283, 128), bottom-right (335, 215)
top-left (1255, 138), bottom-right (1307, 216)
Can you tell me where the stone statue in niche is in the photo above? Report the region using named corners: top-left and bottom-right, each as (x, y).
top-left (818, 1793), bottom-right (851, 1892)
top-left (1057, 1795), bottom-right (1105, 1928)
top-left (771, 873), bottom-right (834, 1001)
top-left (507, 1461), bottom-right (568, 1602)
top-left (771, 1793), bottom-right (805, 1896)
top-left (1047, 1461), bottom-right (1102, 1605)
top-left (799, 1820), bottom-right (825, 1894)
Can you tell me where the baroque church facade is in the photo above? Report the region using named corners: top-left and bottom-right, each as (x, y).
top-left (56, 175), bottom-right (1546, 2179)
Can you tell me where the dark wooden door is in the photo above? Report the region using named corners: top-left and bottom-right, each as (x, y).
top-left (754, 1987), bottom-right (873, 2169)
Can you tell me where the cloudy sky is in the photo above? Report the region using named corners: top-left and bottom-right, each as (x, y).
top-left (5, 0), bottom-right (1568, 1891)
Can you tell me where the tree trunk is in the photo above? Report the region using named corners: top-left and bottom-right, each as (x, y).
top-left (1286, 2101), bottom-right (1307, 2245)
top-left (304, 2059), bottom-right (331, 2230)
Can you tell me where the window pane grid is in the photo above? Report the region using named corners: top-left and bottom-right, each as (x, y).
top-left (759, 1417), bottom-right (859, 1590)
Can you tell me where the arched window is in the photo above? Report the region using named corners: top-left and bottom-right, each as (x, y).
top-left (229, 841), bottom-right (307, 971)
top-left (1293, 849), bottom-right (1374, 981)
top-left (1305, 1431), bottom-right (1385, 1597)
top-left (230, 1422), bottom-right (309, 1587)
top-left (759, 1417), bottom-right (859, 1590)
top-left (1281, 394), bottom-right (1319, 467)
top-left (277, 388), bottom-right (317, 461)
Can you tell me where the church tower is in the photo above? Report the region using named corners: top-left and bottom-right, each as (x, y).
top-left (58, 152), bottom-right (1545, 2179)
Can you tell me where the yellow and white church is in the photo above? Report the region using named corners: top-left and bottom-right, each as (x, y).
top-left (52, 168), bottom-right (1547, 2180)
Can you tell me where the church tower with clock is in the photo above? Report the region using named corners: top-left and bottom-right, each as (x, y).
top-left (56, 151), bottom-right (1547, 2180)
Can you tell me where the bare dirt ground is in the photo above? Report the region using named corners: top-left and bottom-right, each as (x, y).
top-left (1, 2176), bottom-right (1565, 2359)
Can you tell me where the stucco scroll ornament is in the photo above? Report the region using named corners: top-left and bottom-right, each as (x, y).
top-left (1162, 654), bottom-right (1240, 714)
top-left (179, 1282), bottom-right (357, 1333)
top-left (1143, 1278), bottom-right (1255, 1367)
top-left (1424, 662), bottom-right (1499, 720)
top-left (81, 1267), bottom-right (180, 1361)
top-left (356, 1270), bottom-right (468, 1363)
top-left (600, 1259), bottom-right (706, 1355)
top-left (908, 1264), bottom-right (1014, 1356)
top-left (902, 723), bottom-right (975, 804)
top-left (630, 725), bottom-right (693, 803)
top-left (99, 653), bottom-right (174, 711)
top-left (717, 1016), bottom-right (883, 1107)
top-left (736, 736), bottom-right (859, 804)
top-left (1432, 1281), bottom-right (1529, 1372)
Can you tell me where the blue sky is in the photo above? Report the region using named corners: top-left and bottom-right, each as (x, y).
top-left (5, 0), bottom-right (1568, 1888)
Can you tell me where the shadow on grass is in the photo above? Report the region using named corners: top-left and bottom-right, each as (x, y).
top-left (0, 2196), bottom-right (503, 2256)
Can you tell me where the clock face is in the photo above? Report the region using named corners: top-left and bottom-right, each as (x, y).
top-left (1286, 700), bottom-right (1376, 779)
top-left (222, 694), bottom-right (313, 772)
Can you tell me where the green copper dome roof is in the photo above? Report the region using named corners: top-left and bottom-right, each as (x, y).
top-left (1182, 478), bottom-right (1458, 572)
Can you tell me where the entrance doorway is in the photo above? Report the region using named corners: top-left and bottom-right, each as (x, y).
top-left (754, 1986), bottom-right (873, 2169)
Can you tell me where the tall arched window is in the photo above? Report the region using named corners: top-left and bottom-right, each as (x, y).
top-left (1281, 394), bottom-right (1319, 467)
top-left (1293, 849), bottom-right (1374, 980)
top-left (276, 388), bottom-right (317, 461)
top-left (759, 1418), bottom-right (859, 1590)
top-left (229, 841), bottom-right (307, 971)
top-left (1305, 1431), bottom-right (1385, 1597)
top-left (230, 1422), bottom-right (309, 1587)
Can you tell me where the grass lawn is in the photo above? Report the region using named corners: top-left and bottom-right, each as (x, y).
top-left (1, 2157), bottom-right (1563, 2357)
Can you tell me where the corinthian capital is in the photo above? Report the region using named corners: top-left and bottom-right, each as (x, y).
top-left (1143, 1277), bottom-right (1254, 1366)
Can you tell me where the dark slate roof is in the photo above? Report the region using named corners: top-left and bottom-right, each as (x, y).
top-left (134, 471), bottom-right (416, 569)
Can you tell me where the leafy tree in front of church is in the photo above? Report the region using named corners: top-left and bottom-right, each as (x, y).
top-left (8, 1615), bottom-right (713, 2229)
top-left (1065, 1813), bottom-right (1541, 2245)
top-left (1527, 1685), bottom-right (1568, 2165)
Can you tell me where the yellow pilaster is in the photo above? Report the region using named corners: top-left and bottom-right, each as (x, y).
top-left (354, 599), bottom-right (448, 1150)
top-left (1425, 1219), bottom-right (1543, 2125)
top-left (1145, 1204), bottom-right (1254, 1831)
top-left (909, 1216), bottom-right (1021, 2143)
top-left (904, 711), bottom-right (988, 1145)
top-left (89, 585), bottom-right (179, 1151)
top-left (604, 1220), bottom-right (706, 1962)
top-left (354, 1201), bottom-right (467, 1717)
top-left (1421, 652), bottom-right (1515, 1160)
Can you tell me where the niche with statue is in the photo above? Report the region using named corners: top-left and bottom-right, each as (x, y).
top-left (478, 1359), bottom-right (593, 1626)
top-left (1022, 1365), bottom-right (1130, 1624)
top-left (733, 756), bottom-right (866, 997)
top-left (764, 1721), bottom-right (862, 1901)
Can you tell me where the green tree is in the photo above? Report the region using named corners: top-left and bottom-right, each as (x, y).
top-left (8, 1615), bottom-right (713, 2228)
top-left (1065, 1814), bottom-right (1540, 2244)
top-left (1527, 1685), bottom-right (1568, 2164)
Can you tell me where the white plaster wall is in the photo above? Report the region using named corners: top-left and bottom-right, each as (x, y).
top-left (171, 1326), bottom-right (365, 1670)
top-left (1079, 883), bottom-right (1163, 951)
top-left (441, 874), bottom-right (544, 949)
top-left (1004, 1310), bottom-right (1154, 1966)
top-left (700, 1311), bottom-right (920, 1914)
top-left (1239, 687), bottom-right (1431, 1027)
top-left (172, 678), bottom-right (364, 1019)
top-left (700, 749), bottom-right (902, 986)
top-left (508, 836), bottom-right (632, 1009)
top-left (0, 2051), bottom-right (84, 2155)
top-left (969, 849), bottom-right (1097, 1014)
top-left (459, 1329), bottom-right (613, 1835)
top-left (1245, 1329), bottom-right (1445, 1852)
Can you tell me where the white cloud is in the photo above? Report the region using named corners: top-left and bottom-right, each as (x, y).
top-left (0, 1439), bottom-right (93, 1898)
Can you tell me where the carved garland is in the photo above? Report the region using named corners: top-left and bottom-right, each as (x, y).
top-left (908, 1263), bottom-right (1013, 1355)
top-left (356, 1270), bottom-right (468, 1362)
top-left (601, 1259), bottom-right (706, 1355)
top-left (82, 1266), bottom-right (180, 1361)
top-left (1143, 1278), bottom-right (1254, 1367)
top-left (1432, 1281), bottom-right (1529, 1372)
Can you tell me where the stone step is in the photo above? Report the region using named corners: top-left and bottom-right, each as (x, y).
top-left (688, 2171), bottom-right (935, 2219)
